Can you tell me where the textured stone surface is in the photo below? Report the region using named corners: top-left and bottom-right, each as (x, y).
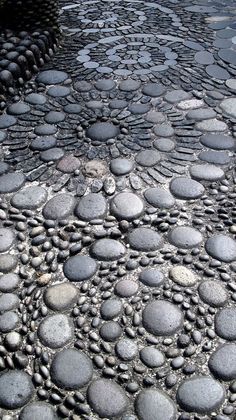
top-left (135, 389), bottom-right (176, 420)
top-left (87, 379), bottom-right (128, 418)
top-left (0, 371), bottom-right (34, 409)
top-left (64, 255), bottom-right (97, 281)
top-left (111, 192), bottom-right (144, 220)
top-left (38, 314), bottom-right (74, 349)
top-left (142, 300), bottom-right (183, 336)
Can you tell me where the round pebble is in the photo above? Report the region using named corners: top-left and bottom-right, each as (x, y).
top-left (209, 344), bottom-right (236, 381)
top-left (142, 300), bottom-right (183, 336)
top-left (44, 283), bottom-right (78, 311)
top-left (20, 402), bottom-right (58, 420)
top-left (115, 278), bottom-right (139, 297)
top-left (87, 122), bottom-right (120, 142)
top-left (11, 186), bottom-right (47, 210)
top-left (64, 255), bottom-right (97, 282)
top-left (190, 164), bottom-right (225, 181)
top-left (100, 298), bottom-right (123, 320)
top-left (140, 347), bottom-right (165, 368)
top-left (36, 70), bottom-right (68, 85)
top-left (87, 379), bottom-right (128, 418)
top-left (168, 226), bottom-right (203, 249)
top-left (135, 150), bottom-right (161, 167)
top-left (128, 228), bottom-right (162, 251)
top-left (90, 239), bottom-right (126, 261)
top-left (144, 187), bottom-right (175, 209)
top-left (111, 192), bottom-right (144, 221)
top-left (215, 307), bottom-right (236, 340)
top-left (115, 339), bottom-right (138, 361)
top-left (38, 314), bottom-right (74, 349)
top-left (0, 228), bottom-right (14, 252)
top-left (170, 177), bottom-right (205, 200)
top-left (135, 389), bottom-right (176, 420)
top-left (139, 269), bottom-right (164, 288)
top-left (169, 266), bottom-right (197, 286)
top-left (205, 234), bottom-right (236, 262)
top-left (198, 280), bottom-right (228, 307)
top-left (0, 371), bottom-right (34, 409)
top-left (100, 321), bottom-right (122, 342)
top-left (75, 193), bottom-right (107, 221)
top-left (0, 172), bottom-right (25, 193)
top-left (43, 194), bottom-right (75, 220)
top-left (110, 158), bottom-right (134, 175)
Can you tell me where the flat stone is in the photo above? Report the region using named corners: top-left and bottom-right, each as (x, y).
top-left (177, 99), bottom-right (204, 110)
top-left (40, 148), bottom-right (64, 162)
top-left (119, 79), bottom-right (141, 91)
top-left (44, 111), bottom-right (65, 124)
top-left (87, 122), bottom-right (120, 141)
top-left (154, 124), bottom-right (174, 137)
top-left (20, 402), bottom-right (58, 420)
top-left (100, 321), bottom-right (122, 342)
top-left (142, 83), bottom-right (166, 97)
top-left (209, 344), bottom-right (236, 381)
top-left (226, 79), bottom-right (236, 90)
top-left (205, 234), bottom-right (236, 262)
top-left (100, 298), bottom-right (123, 320)
top-left (169, 266), bottom-right (197, 286)
top-left (140, 347), bottom-right (165, 368)
top-left (11, 186), bottom-right (47, 210)
top-left (142, 300), bottom-right (183, 336)
top-left (90, 239), bottom-right (126, 261)
top-left (44, 283), bottom-right (78, 311)
top-left (194, 51), bottom-right (214, 64)
top-left (145, 111), bottom-right (165, 123)
top-left (168, 226), bottom-right (203, 249)
top-left (0, 114), bottom-right (16, 129)
top-left (186, 108), bottom-right (216, 121)
top-left (75, 193), bottom-right (107, 221)
top-left (43, 194), bottom-right (75, 220)
top-left (0, 172), bottom-right (25, 193)
top-left (0, 273), bottom-right (20, 292)
top-left (218, 49), bottom-right (236, 65)
top-left (36, 70), bottom-right (68, 85)
top-left (115, 339), bottom-right (138, 361)
top-left (139, 269), bottom-right (164, 287)
top-left (38, 314), bottom-right (74, 349)
top-left (198, 280), bottom-right (228, 307)
top-left (135, 150), bottom-right (161, 167)
top-left (0, 371), bottom-right (34, 409)
top-left (7, 102), bottom-right (30, 115)
top-left (219, 97), bottom-right (236, 119)
top-left (57, 155), bottom-right (81, 173)
top-left (34, 125), bottom-right (57, 136)
top-left (0, 311), bottom-right (19, 332)
top-left (170, 177), bottom-right (205, 200)
top-left (74, 81), bottom-right (92, 92)
top-left (95, 79), bottom-right (115, 91)
top-left (64, 255), bottom-right (97, 281)
top-left (47, 86), bottom-right (70, 97)
top-left (87, 379), bottom-right (128, 418)
top-left (0, 293), bottom-right (19, 312)
top-left (200, 133), bottom-right (235, 150)
top-left (0, 131), bottom-right (6, 142)
top-left (64, 104), bottom-right (82, 114)
top-left (0, 254), bottom-right (17, 273)
top-left (109, 99), bottom-right (128, 109)
top-left (199, 150), bottom-right (230, 165)
top-left (31, 136), bottom-right (57, 151)
top-left (110, 158), bottom-right (134, 175)
top-left (83, 160), bottom-right (107, 178)
top-left (177, 376), bottom-right (225, 414)
top-left (190, 164), bottom-right (225, 181)
top-left (128, 103), bottom-right (151, 114)
top-left (128, 227), bottom-right (162, 251)
top-left (164, 89), bottom-right (191, 103)
top-left (0, 228), bottom-right (14, 252)
top-left (153, 138), bottom-right (175, 152)
top-left (144, 187), bottom-right (175, 209)
top-left (50, 348), bottom-right (93, 390)
top-left (25, 93), bottom-right (46, 105)
top-left (111, 192), bottom-right (144, 220)
top-left (0, 162), bottom-right (9, 175)
top-left (215, 307), bottom-right (236, 340)
top-left (135, 389), bottom-right (176, 420)
top-left (115, 278), bottom-right (139, 297)
top-left (206, 64), bottom-right (230, 80)
top-left (196, 119), bottom-right (227, 132)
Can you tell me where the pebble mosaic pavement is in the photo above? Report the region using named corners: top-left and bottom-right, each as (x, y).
top-left (0, 0), bottom-right (236, 419)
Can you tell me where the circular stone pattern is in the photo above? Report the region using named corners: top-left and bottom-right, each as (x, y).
top-left (87, 379), bottom-right (128, 418)
top-left (0, 371), bottom-right (34, 409)
top-left (169, 266), bottom-right (197, 287)
top-left (63, 255), bottom-right (97, 282)
top-left (44, 283), bottom-right (78, 311)
top-left (43, 194), bottom-right (75, 220)
top-left (11, 186), bottom-right (47, 210)
top-left (139, 269), bottom-right (164, 288)
top-left (87, 122), bottom-right (120, 142)
top-left (0, 228), bottom-right (14, 252)
top-left (135, 389), bottom-right (176, 420)
top-left (198, 280), bottom-right (228, 307)
top-left (168, 226), bottom-right (203, 249)
top-left (19, 402), bottom-right (57, 420)
top-left (215, 307), bottom-right (236, 340)
top-left (50, 348), bottom-right (93, 390)
top-left (110, 192), bottom-right (144, 221)
top-left (38, 314), bottom-right (74, 349)
top-left (142, 300), bottom-right (183, 336)
top-left (90, 239), bottom-right (126, 261)
top-left (176, 376), bottom-right (225, 414)
top-left (128, 228), bottom-right (162, 251)
top-left (75, 193), bottom-right (107, 221)
top-left (144, 187), bottom-right (175, 209)
top-left (208, 344), bottom-right (236, 381)
top-left (205, 234), bottom-right (236, 262)
top-left (170, 177), bottom-right (205, 200)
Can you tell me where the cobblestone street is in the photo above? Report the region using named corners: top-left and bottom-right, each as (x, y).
top-left (0, 0), bottom-right (236, 419)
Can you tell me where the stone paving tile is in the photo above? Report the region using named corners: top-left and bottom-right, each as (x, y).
top-left (0, 0), bottom-right (236, 419)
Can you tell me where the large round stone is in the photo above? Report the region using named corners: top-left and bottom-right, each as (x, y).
top-left (200, 134), bottom-right (235, 150)
top-left (110, 192), bottom-right (144, 221)
top-left (205, 234), bottom-right (236, 262)
top-left (128, 228), bottom-right (162, 251)
top-left (140, 347), bottom-right (165, 368)
top-left (215, 307), bottom-right (236, 340)
top-left (135, 389), bottom-right (176, 420)
top-left (169, 266), bottom-right (197, 287)
top-left (135, 150), bottom-right (161, 167)
top-left (87, 122), bottom-right (120, 142)
top-left (0, 371), bottom-right (34, 409)
top-left (142, 83), bottom-right (166, 97)
top-left (11, 186), bottom-right (47, 210)
top-left (20, 402), bottom-right (58, 420)
top-left (87, 379), bottom-right (128, 418)
top-left (90, 239), bottom-right (126, 261)
top-left (177, 376), bottom-right (225, 414)
top-left (219, 97), bottom-right (236, 119)
top-left (190, 164), bottom-right (225, 181)
top-left (36, 70), bottom-right (68, 85)
top-left (142, 300), bottom-right (183, 336)
top-left (100, 298), bottom-right (123, 320)
top-left (43, 194), bottom-right (75, 220)
top-left (115, 339), bottom-right (138, 361)
top-left (198, 280), bottom-right (228, 307)
top-left (50, 348), bottom-right (93, 390)
top-left (0, 273), bottom-right (20, 292)
top-left (100, 321), bottom-right (122, 342)
top-left (0, 254), bottom-right (17, 273)
top-left (168, 226), bottom-right (203, 249)
top-left (63, 255), bottom-right (97, 282)
top-left (38, 314), bottom-right (74, 349)
top-left (170, 177), bottom-right (205, 200)
top-left (209, 344), bottom-right (236, 381)
top-left (139, 269), bottom-right (164, 288)
top-left (110, 158), bottom-right (134, 176)
top-left (75, 193), bottom-right (107, 221)
top-left (44, 283), bottom-right (78, 311)
top-left (0, 228), bottom-right (14, 252)
top-left (144, 187), bottom-right (175, 209)
top-left (0, 172), bottom-right (25, 193)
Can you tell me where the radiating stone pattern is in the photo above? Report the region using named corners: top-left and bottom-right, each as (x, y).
top-left (0, 0), bottom-right (235, 419)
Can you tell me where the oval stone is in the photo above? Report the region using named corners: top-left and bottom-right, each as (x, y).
top-left (209, 344), bottom-right (236, 381)
top-left (90, 239), bottom-right (126, 261)
top-left (0, 172), bottom-right (25, 193)
top-left (87, 122), bottom-right (120, 142)
top-left (38, 314), bottom-right (74, 349)
top-left (128, 228), bottom-right (162, 251)
top-left (135, 389), bottom-right (176, 420)
top-left (0, 371), bottom-right (34, 409)
top-left (87, 379), bottom-right (128, 418)
top-left (190, 164), bottom-right (225, 181)
top-left (44, 283), bottom-right (78, 311)
top-left (75, 193), bottom-right (107, 221)
top-left (144, 187), bottom-right (175, 209)
top-left (168, 226), bottom-right (203, 249)
top-left (63, 255), bottom-right (97, 282)
top-left (170, 177), bottom-right (205, 200)
top-left (205, 234), bottom-right (236, 262)
top-left (20, 402), bottom-right (58, 420)
top-left (215, 307), bottom-right (236, 340)
top-left (0, 228), bottom-right (14, 252)
top-left (11, 186), bottom-right (47, 210)
top-left (110, 192), bottom-right (144, 221)
top-left (198, 280), bottom-right (228, 307)
top-left (142, 300), bottom-right (183, 336)
top-left (43, 194), bottom-right (75, 220)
